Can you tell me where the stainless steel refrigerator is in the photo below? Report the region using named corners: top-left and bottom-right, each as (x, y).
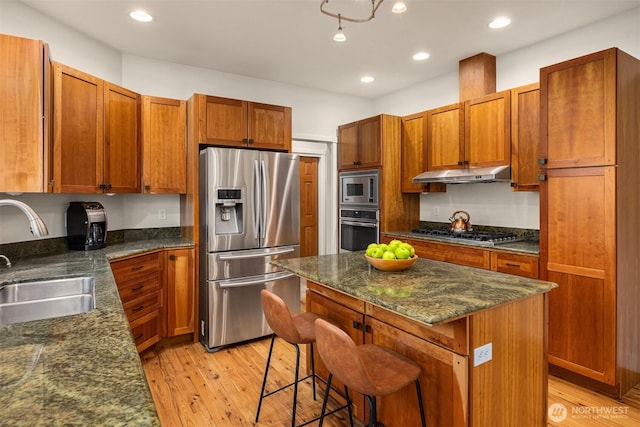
top-left (199, 147), bottom-right (300, 352)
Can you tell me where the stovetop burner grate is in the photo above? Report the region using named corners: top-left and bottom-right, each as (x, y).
top-left (410, 228), bottom-right (521, 245)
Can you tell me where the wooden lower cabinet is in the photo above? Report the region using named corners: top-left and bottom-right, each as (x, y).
top-left (490, 251), bottom-right (539, 279)
top-left (307, 281), bottom-right (547, 427)
top-left (164, 248), bottom-right (195, 337)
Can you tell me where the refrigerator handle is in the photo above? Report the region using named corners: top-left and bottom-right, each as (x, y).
top-left (218, 246), bottom-right (296, 260)
top-left (253, 159), bottom-right (260, 239)
top-left (217, 271), bottom-right (296, 288)
top-left (261, 159), bottom-right (268, 240)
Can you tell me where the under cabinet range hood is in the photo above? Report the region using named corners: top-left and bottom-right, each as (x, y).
top-left (413, 165), bottom-right (511, 184)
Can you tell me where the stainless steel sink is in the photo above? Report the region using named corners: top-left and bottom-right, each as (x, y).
top-left (0, 276), bottom-right (95, 325)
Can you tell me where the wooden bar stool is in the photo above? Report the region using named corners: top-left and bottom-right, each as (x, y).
top-left (256, 290), bottom-right (347, 427)
top-left (315, 318), bottom-right (427, 427)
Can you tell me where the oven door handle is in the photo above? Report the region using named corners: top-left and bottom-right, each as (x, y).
top-left (340, 220), bottom-right (378, 228)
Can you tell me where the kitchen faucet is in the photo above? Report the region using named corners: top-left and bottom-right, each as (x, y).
top-left (0, 199), bottom-right (49, 268)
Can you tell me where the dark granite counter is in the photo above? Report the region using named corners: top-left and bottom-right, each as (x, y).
top-left (273, 252), bottom-right (556, 326)
top-left (382, 230), bottom-right (540, 255)
top-left (0, 238), bottom-right (193, 426)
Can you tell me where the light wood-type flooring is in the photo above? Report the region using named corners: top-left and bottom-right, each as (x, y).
top-left (141, 338), bottom-right (640, 427)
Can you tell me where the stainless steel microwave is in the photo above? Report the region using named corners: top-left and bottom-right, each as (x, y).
top-left (339, 170), bottom-right (379, 207)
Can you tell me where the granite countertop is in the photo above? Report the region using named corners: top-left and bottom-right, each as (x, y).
top-left (274, 252), bottom-right (557, 326)
top-left (0, 237), bottom-right (193, 426)
top-left (382, 230), bottom-right (540, 255)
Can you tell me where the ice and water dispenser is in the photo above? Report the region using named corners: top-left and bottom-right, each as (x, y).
top-left (214, 189), bottom-right (243, 234)
top-left (66, 202), bottom-right (108, 250)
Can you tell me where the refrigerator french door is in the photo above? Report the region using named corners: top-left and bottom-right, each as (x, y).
top-left (199, 147), bottom-right (300, 352)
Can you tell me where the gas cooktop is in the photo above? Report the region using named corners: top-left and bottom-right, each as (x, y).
top-left (409, 228), bottom-right (522, 247)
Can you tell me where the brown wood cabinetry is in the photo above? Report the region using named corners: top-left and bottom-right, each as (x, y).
top-left (464, 90), bottom-right (511, 168)
top-left (539, 48), bottom-right (640, 397)
top-left (510, 83), bottom-right (540, 191)
top-left (190, 94), bottom-right (291, 152)
top-left (490, 251), bottom-right (539, 279)
top-left (400, 112), bottom-right (446, 194)
top-left (426, 103), bottom-right (465, 171)
top-left (338, 116), bottom-right (382, 170)
top-left (142, 96), bottom-right (187, 194)
top-left (164, 248), bottom-right (195, 336)
top-left (307, 280), bottom-right (546, 426)
top-left (52, 62), bottom-right (140, 193)
top-left (0, 34), bottom-right (51, 193)
top-left (111, 251), bottom-right (163, 353)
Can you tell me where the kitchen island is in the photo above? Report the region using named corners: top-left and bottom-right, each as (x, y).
top-left (273, 252), bottom-right (557, 426)
top-left (0, 238), bottom-right (192, 426)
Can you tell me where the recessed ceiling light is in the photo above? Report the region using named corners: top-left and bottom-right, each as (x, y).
top-left (129, 10), bottom-right (154, 23)
top-left (360, 76), bottom-right (375, 83)
top-left (413, 52), bottom-right (430, 61)
top-left (489, 16), bottom-right (511, 29)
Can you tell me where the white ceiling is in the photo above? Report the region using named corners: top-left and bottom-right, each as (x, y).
top-left (19, 0), bottom-right (640, 99)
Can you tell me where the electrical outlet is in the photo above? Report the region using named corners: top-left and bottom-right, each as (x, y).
top-left (474, 342), bottom-right (492, 367)
top-left (158, 208), bottom-right (167, 220)
top-left (433, 206), bottom-right (440, 216)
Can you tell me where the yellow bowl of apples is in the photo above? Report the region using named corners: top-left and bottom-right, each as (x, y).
top-left (365, 240), bottom-right (418, 272)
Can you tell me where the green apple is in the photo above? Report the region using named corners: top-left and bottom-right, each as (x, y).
top-left (399, 242), bottom-right (415, 257)
top-left (389, 239), bottom-right (403, 247)
top-left (367, 242), bottom-right (378, 250)
top-left (382, 250), bottom-right (397, 260)
top-left (378, 243), bottom-right (388, 252)
top-left (366, 246), bottom-right (376, 257)
top-left (370, 247), bottom-right (384, 259)
top-left (395, 246), bottom-right (411, 259)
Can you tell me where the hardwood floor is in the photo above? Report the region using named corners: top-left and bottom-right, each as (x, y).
top-left (142, 338), bottom-right (640, 427)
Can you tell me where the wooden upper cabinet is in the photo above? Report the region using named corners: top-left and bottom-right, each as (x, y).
top-left (142, 96), bottom-right (187, 194)
top-left (0, 34), bottom-right (50, 193)
top-left (52, 62), bottom-right (141, 193)
top-left (401, 112), bottom-right (446, 194)
top-left (426, 103), bottom-right (465, 171)
top-left (510, 83), bottom-right (540, 191)
top-left (540, 49), bottom-right (617, 169)
top-left (104, 82), bottom-right (141, 193)
top-left (338, 115), bottom-right (382, 170)
top-left (196, 94), bottom-right (291, 152)
top-left (464, 89), bottom-right (511, 168)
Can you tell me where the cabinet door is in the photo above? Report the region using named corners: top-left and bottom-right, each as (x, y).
top-left (540, 49), bottom-right (616, 169)
top-left (465, 90), bottom-right (510, 168)
top-left (248, 102), bottom-right (291, 151)
top-left (510, 83), bottom-right (540, 191)
top-left (401, 113), bottom-right (427, 193)
top-left (367, 317), bottom-right (467, 427)
top-left (52, 62), bottom-right (104, 193)
top-left (541, 166), bottom-right (616, 385)
top-left (0, 34), bottom-right (47, 193)
top-left (307, 290), bottom-right (366, 420)
top-left (165, 248), bottom-right (195, 336)
top-left (490, 251), bottom-right (539, 279)
top-left (104, 82), bottom-right (140, 193)
top-left (427, 103), bottom-right (464, 170)
top-left (357, 115), bottom-right (382, 169)
top-left (338, 121), bottom-right (358, 169)
top-left (390, 237), bottom-right (490, 269)
top-left (142, 96), bottom-right (187, 194)
top-left (201, 95), bottom-right (248, 147)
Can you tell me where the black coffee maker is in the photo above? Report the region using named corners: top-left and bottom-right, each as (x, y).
top-left (67, 202), bottom-right (108, 250)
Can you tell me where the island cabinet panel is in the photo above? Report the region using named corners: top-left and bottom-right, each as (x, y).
top-left (0, 34), bottom-right (50, 193)
top-left (510, 83), bottom-right (540, 191)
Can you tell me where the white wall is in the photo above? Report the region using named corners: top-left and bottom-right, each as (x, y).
top-left (374, 7), bottom-right (640, 229)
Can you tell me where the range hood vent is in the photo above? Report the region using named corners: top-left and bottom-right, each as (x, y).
top-left (413, 165), bottom-right (511, 184)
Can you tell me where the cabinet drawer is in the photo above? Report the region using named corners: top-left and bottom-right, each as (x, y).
top-left (117, 273), bottom-right (161, 303)
top-left (123, 290), bottom-right (162, 322)
top-left (384, 236), bottom-right (490, 269)
top-left (110, 252), bottom-right (162, 283)
top-left (491, 252), bottom-right (539, 279)
top-left (130, 310), bottom-right (160, 353)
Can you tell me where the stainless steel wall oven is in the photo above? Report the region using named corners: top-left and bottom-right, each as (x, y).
top-left (339, 208), bottom-right (379, 252)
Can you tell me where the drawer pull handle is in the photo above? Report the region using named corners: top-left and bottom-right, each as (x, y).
top-left (505, 263), bottom-right (521, 268)
top-left (131, 265), bottom-right (144, 272)
top-left (132, 305), bottom-right (144, 312)
top-left (132, 285), bottom-right (144, 291)
top-left (134, 333), bottom-right (144, 340)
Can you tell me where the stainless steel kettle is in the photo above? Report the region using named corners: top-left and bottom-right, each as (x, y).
top-left (449, 210), bottom-right (472, 233)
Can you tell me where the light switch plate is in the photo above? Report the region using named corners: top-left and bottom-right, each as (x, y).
top-left (474, 342), bottom-right (492, 367)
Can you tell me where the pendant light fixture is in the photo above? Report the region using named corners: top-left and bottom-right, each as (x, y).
top-left (321, 0), bottom-right (407, 42)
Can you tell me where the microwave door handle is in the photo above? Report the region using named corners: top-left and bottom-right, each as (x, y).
top-left (261, 159), bottom-right (268, 240)
top-left (253, 159), bottom-right (260, 239)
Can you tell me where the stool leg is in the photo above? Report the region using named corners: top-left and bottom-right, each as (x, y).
top-left (344, 386), bottom-right (354, 427)
top-left (310, 342), bottom-right (317, 400)
top-left (318, 373), bottom-right (333, 427)
top-left (291, 343), bottom-right (302, 427)
top-left (255, 335), bottom-right (276, 422)
top-left (365, 395), bottom-right (377, 427)
top-left (415, 379), bottom-right (427, 427)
